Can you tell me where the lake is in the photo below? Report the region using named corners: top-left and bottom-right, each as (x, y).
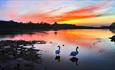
top-left (0, 29), bottom-right (115, 70)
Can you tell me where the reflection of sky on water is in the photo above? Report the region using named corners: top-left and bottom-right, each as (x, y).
top-left (0, 29), bottom-right (115, 70)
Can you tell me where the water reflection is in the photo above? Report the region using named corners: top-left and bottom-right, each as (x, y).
top-left (0, 29), bottom-right (115, 70)
top-left (54, 31), bottom-right (58, 35)
top-left (55, 56), bottom-right (61, 62)
top-left (70, 57), bottom-right (79, 65)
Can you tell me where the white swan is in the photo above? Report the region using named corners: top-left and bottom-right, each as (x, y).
top-left (70, 47), bottom-right (79, 57)
top-left (55, 46), bottom-right (61, 55)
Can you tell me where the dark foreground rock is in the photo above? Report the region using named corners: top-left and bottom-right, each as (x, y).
top-left (0, 40), bottom-right (44, 70)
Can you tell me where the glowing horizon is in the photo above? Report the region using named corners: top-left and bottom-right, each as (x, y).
top-left (0, 0), bottom-right (115, 26)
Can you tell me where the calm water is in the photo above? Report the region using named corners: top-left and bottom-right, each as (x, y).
top-left (1, 29), bottom-right (115, 70)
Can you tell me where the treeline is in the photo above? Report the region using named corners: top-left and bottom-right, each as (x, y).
top-left (0, 20), bottom-right (115, 32)
top-left (0, 20), bottom-right (79, 34)
top-left (0, 20), bottom-right (78, 31)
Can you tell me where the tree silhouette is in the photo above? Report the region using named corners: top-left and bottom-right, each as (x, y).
top-left (0, 20), bottom-right (113, 35)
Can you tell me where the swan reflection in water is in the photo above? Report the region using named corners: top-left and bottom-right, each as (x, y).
top-left (55, 56), bottom-right (61, 62)
top-left (70, 46), bottom-right (79, 65)
top-left (55, 46), bottom-right (61, 62)
top-left (54, 45), bottom-right (79, 64)
top-left (70, 57), bottom-right (79, 65)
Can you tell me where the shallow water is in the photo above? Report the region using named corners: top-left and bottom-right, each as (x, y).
top-left (0, 29), bottom-right (115, 70)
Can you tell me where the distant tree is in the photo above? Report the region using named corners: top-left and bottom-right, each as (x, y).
top-left (28, 21), bottom-right (33, 24)
top-left (44, 22), bottom-right (49, 24)
top-left (40, 22), bottom-right (44, 24)
top-left (54, 22), bottom-right (58, 25)
top-left (109, 22), bottom-right (115, 33)
top-left (9, 20), bottom-right (15, 23)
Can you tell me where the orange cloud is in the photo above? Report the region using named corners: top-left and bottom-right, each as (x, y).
top-left (54, 1), bottom-right (108, 22)
top-left (18, 13), bottom-right (56, 23)
top-left (17, 1), bottom-right (108, 23)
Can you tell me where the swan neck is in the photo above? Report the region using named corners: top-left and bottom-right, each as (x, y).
top-left (76, 48), bottom-right (78, 52)
top-left (58, 47), bottom-right (60, 50)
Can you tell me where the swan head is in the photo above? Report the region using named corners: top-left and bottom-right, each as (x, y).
top-left (57, 46), bottom-right (60, 49)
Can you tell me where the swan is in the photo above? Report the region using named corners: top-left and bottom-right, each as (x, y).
top-left (70, 47), bottom-right (79, 57)
top-left (55, 46), bottom-right (61, 55)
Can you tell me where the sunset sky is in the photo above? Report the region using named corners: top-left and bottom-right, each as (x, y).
top-left (0, 0), bottom-right (115, 26)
